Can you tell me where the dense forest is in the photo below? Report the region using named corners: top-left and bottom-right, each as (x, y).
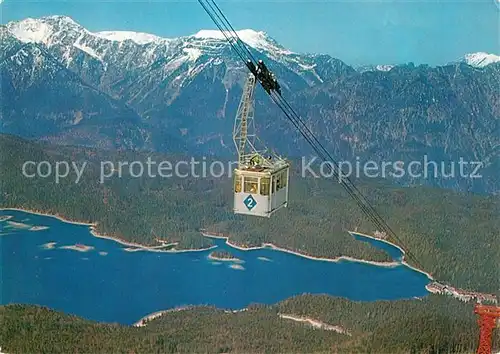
top-left (1, 295), bottom-right (496, 353)
top-left (1, 133), bottom-right (498, 294)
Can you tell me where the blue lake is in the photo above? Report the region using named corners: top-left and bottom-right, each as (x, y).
top-left (0, 209), bottom-right (430, 325)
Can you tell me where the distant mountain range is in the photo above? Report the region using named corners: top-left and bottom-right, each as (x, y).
top-left (1, 16), bottom-right (499, 194)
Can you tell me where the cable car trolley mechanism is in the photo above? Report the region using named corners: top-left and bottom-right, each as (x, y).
top-left (232, 70), bottom-right (289, 218)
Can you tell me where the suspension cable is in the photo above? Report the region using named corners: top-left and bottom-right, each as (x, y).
top-left (196, 0), bottom-right (426, 272)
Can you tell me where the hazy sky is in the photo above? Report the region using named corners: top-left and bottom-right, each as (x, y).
top-left (1, 0), bottom-right (498, 66)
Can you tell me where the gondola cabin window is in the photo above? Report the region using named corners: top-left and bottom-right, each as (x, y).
top-left (260, 177), bottom-right (270, 196)
top-left (244, 176), bottom-right (258, 194)
top-left (234, 175), bottom-right (242, 193)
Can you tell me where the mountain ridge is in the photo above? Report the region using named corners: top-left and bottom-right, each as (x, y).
top-left (5, 15), bottom-right (499, 69)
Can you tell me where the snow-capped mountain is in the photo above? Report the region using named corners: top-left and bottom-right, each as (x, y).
top-left (1, 16), bottom-right (499, 194)
top-left (1, 15), bottom-right (354, 146)
top-left (4, 15), bottom-right (349, 90)
top-left (359, 52), bottom-right (500, 73)
top-left (462, 52), bottom-right (500, 68)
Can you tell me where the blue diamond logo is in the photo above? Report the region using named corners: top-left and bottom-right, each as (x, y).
top-left (243, 195), bottom-right (257, 210)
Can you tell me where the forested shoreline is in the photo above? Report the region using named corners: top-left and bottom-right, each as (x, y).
top-left (1, 135), bottom-right (497, 293)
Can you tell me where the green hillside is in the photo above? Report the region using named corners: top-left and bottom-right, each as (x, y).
top-left (0, 295), bottom-right (489, 353)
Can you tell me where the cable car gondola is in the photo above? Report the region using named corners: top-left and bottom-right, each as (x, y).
top-left (232, 73), bottom-right (289, 218)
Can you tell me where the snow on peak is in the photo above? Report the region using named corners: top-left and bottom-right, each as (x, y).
top-left (376, 64), bottom-right (394, 72)
top-left (191, 29), bottom-right (293, 54)
top-left (6, 16), bottom-right (164, 46)
top-left (6, 18), bottom-right (54, 44)
top-left (94, 31), bottom-right (163, 45)
top-left (43, 15), bottom-right (80, 26)
top-left (193, 29), bottom-right (266, 42)
top-left (463, 52), bottom-right (500, 68)
top-left (6, 16), bottom-right (86, 47)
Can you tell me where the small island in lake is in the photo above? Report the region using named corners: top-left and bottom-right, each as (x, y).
top-left (30, 225), bottom-right (49, 231)
top-left (208, 250), bottom-right (241, 262)
top-left (229, 264), bottom-right (245, 270)
top-left (60, 244), bottom-right (94, 252)
top-left (40, 242), bottom-right (57, 249)
top-left (6, 221), bottom-right (32, 229)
